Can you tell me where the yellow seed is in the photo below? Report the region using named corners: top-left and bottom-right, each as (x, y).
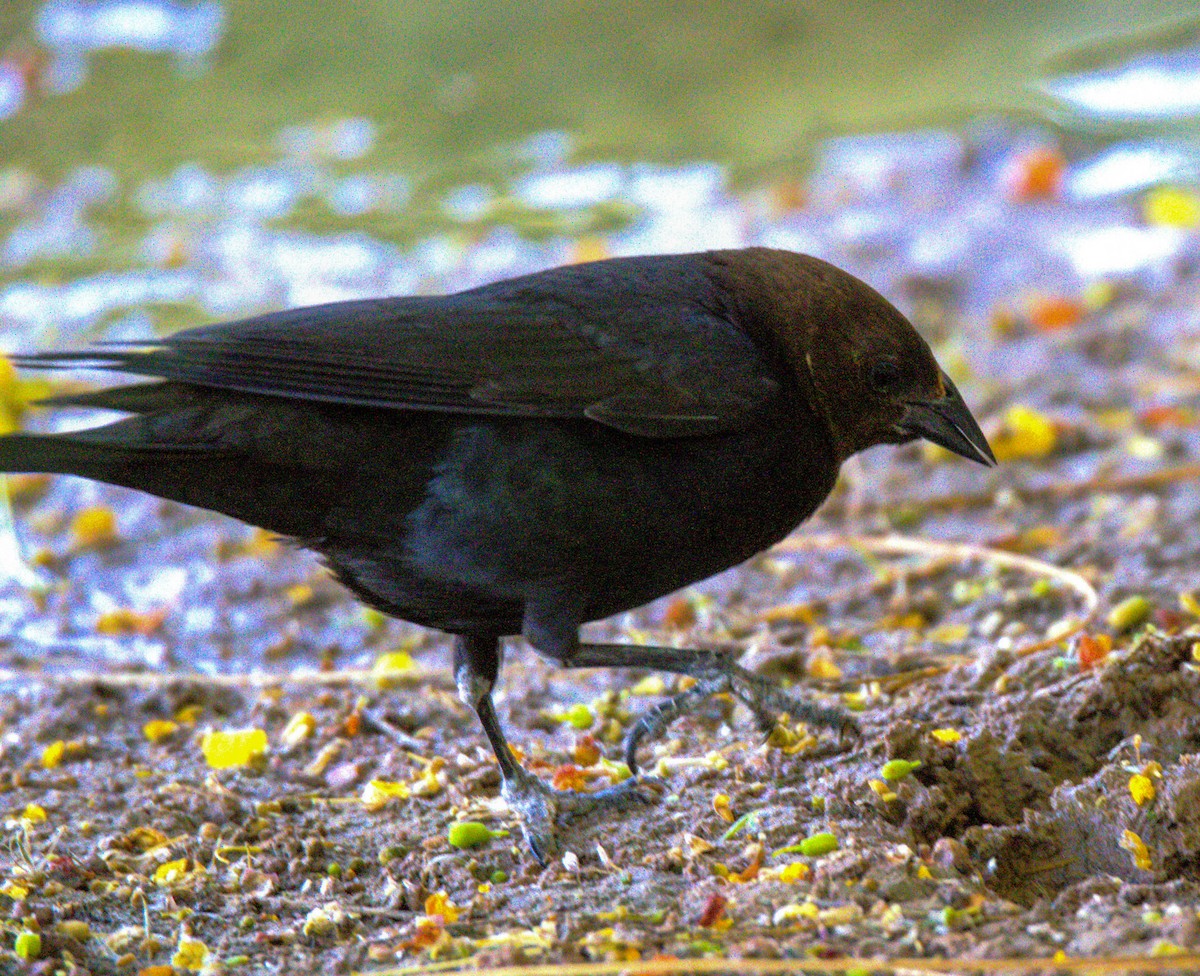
top-left (424, 891), bottom-right (459, 922)
top-left (154, 858), bottom-right (190, 884)
top-left (629, 675), bottom-right (666, 695)
top-left (372, 650), bottom-right (415, 674)
top-left (1144, 186), bottom-right (1200, 228)
top-left (302, 907), bottom-right (336, 938)
top-left (1107, 595), bottom-right (1152, 632)
top-left (280, 711), bottom-right (316, 746)
top-left (171, 937), bottom-right (208, 971)
top-left (41, 740), bottom-right (66, 769)
top-left (361, 779), bottom-right (410, 811)
top-left (1119, 829), bottom-right (1152, 871)
top-left (143, 720), bottom-right (179, 743)
top-left (930, 623), bottom-right (969, 644)
top-left (200, 728), bottom-right (268, 769)
top-left (868, 779), bottom-right (898, 802)
top-left (285, 583), bottom-right (314, 606)
top-left (1129, 774), bottom-right (1155, 806)
top-left (779, 862), bottom-right (810, 883)
top-left (712, 793), bottom-right (734, 822)
top-left (70, 506), bottom-right (117, 547)
top-left (991, 405), bottom-right (1056, 462)
top-left (55, 920), bottom-right (91, 942)
top-left (174, 704), bottom-right (203, 724)
top-left (807, 656), bottom-right (842, 680)
top-left (930, 728), bottom-right (962, 745)
top-left (564, 703), bottom-right (593, 729)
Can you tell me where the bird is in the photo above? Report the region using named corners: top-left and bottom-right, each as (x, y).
top-left (0, 247), bottom-right (995, 861)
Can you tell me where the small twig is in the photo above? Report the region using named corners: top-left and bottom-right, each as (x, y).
top-left (360, 706), bottom-right (426, 749)
top-left (771, 532), bottom-right (1099, 659)
top-left (0, 665), bottom-right (452, 692)
top-left (822, 460), bottom-right (1200, 517)
top-left (368, 950), bottom-right (1200, 976)
top-left (271, 895), bottom-right (414, 921)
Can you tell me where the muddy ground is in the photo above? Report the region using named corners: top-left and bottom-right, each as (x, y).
top-left (2, 138), bottom-right (1200, 974)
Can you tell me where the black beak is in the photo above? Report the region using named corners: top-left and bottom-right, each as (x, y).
top-left (899, 371), bottom-right (996, 467)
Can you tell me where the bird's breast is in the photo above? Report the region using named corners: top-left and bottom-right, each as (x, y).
top-left (402, 404), bottom-right (836, 620)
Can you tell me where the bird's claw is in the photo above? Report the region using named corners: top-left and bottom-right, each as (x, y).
top-left (501, 767), bottom-right (658, 865)
top-left (623, 658), bottom-right (852, 774)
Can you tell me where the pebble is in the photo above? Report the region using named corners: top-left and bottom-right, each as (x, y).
top-left (930, 837), bottom-right (972, 874)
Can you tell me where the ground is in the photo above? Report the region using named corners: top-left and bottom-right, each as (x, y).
top-left (2, 142), bottom-right (1200, 974)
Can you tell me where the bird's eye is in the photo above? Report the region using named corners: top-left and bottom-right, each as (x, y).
top-left (869, 361), bottom-right (902, 393)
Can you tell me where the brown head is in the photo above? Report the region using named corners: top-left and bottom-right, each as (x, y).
top-left (707, 247), bottom-right (995, 467)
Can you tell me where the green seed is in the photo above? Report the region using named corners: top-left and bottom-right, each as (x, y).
top-left (325, 861), bottom-right (342, 878)
top-left (379, 844), bottom-right (406, 865)
top-left (799, 831), bottom-right (838, 857)
top-left (1108, 595), bottom-right (1152, 632)
top-left (448, 821), bottom-right (500, 848)
top-left (15, 931), bottom-right (41, 960)
top-left (881, 759), bottom-right (922, 782)
top-left (564, 703), bottom-right (594, 729)
top-left (721, 811), bottom-right (757, 842)
top-left (490, 869), bottom-right (508, 884)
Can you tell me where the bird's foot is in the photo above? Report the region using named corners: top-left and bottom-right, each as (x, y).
top-left (501, 766), bottom-right (659, 864)
top-left (624, 659), bottom-right (857, 774)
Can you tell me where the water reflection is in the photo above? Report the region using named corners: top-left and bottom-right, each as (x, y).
top-left (37, 0), bottom-right (225, 91)
top-left (1043, 41), bottom-right (1200, 121)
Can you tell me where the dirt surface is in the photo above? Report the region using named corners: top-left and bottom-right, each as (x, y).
top-left (3, 131), bottom-right (1200, 974)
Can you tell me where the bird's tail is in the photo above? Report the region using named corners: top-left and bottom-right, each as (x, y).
top-left (0, 379), bottom-right (217, 478)
top-left (0, 432), bottom-right (115, 479)
top-left (0, 427), bottom-right (215, 485)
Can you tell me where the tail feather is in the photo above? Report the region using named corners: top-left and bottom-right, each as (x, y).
top-left (0, 432), bottom-right (111, 477)
top-left (0, 429), bottom-right (327, 539)
top-left (0, 431), bottom-right (215, 478)
top-left (36, 380), bottom-right (202, 413)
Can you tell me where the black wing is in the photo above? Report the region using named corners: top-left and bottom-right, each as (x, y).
top-left (14, 255), bottom-right (780, 438)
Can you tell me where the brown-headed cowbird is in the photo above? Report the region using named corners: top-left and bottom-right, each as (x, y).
top-left (0, 248), bottom-right (994, 860)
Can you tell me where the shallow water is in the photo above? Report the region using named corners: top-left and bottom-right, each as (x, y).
top-left (3, 1), bottom-right (1200, 183)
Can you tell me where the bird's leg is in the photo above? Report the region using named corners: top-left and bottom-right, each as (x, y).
top-left (453, 634), bottom-right (649, 864)
top-left (569, 642), bottom-right (854, 774)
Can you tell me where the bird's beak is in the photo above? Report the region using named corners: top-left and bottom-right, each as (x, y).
top-left (898, 371), bottom-right (996, 466)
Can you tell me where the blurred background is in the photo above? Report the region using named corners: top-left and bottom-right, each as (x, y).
top-left (2, 0), bottom-right (1199, 177)
top-left (0, 0), bottom-right (1199, 351)
top-left (2, 0), bottom-right (1200, 670)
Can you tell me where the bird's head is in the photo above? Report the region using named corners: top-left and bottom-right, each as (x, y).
top-left (711, 248), bottom-right (995, 467)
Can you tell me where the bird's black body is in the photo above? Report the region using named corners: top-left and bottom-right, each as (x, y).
top-left (0, 248), bottom-right (994, 859)
top-left (4, 252), bottom-right (841, 655)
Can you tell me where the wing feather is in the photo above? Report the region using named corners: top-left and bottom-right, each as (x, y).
top-left (15, 256), bottom-right (780, 437)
